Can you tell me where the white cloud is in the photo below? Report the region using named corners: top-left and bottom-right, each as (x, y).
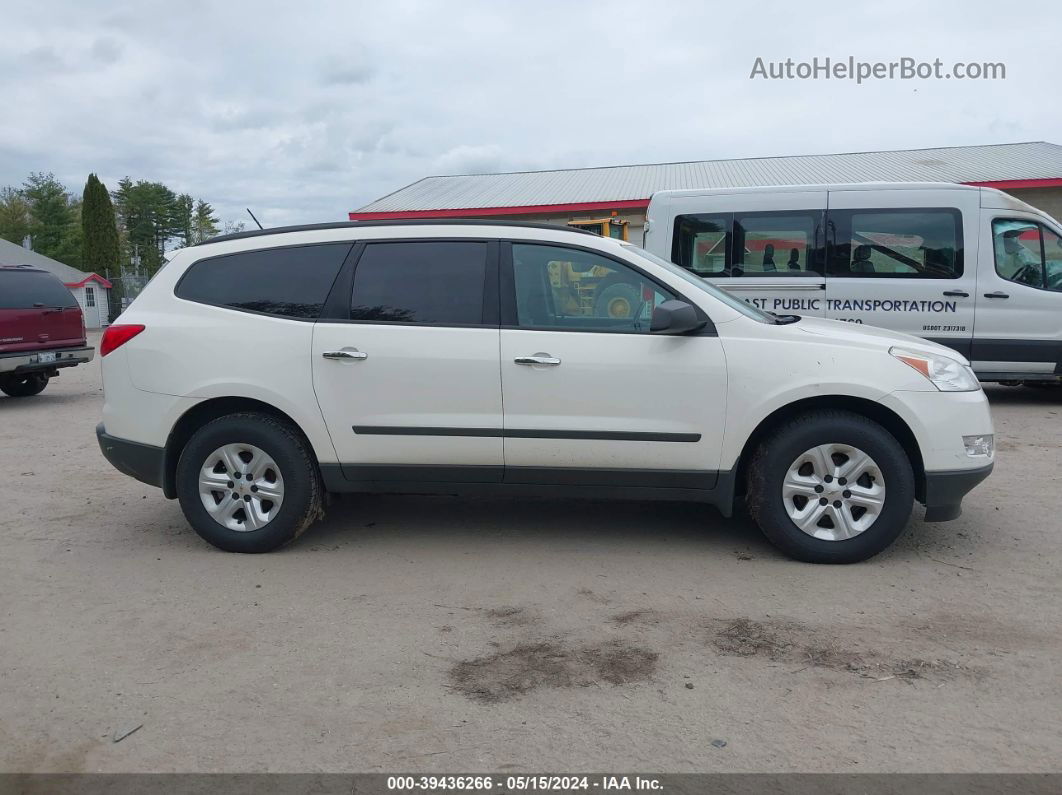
top-left (0, 0), bottom-right (1059, 228)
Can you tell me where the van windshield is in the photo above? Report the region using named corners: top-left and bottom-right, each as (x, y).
top-left (620, 243), bottom-right (774, 323)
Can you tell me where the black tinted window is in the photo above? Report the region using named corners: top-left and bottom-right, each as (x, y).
top-left (829, 208), bottom-right (963, 279)
top-left (176, 244), bottom-right (350, 318)
top-left (0, 269), bottom-right (79, 309)
top-left (350, 241), bottom-right (486, 325)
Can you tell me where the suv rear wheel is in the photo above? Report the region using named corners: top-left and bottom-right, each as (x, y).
top-left (747, 410), bottom-right (914, 563)
top-left (0, 373), bottom-right (49, 397)
top-left (176, 412), bottom-right (323, 552)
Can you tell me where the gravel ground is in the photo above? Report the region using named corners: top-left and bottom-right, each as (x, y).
top-left (1, 333), bottom-right (1060, 773)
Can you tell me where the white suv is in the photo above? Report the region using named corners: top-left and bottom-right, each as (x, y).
top-left (97, 221), bottom-right (994, 563)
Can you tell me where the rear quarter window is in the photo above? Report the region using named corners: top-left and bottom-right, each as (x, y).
top-left (175, 243), bottom-right (352, 319)
top-left (0, 269), bottom-right (79, 309)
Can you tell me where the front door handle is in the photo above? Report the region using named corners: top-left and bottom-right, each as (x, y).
top-left (942, 290), bottom-right (969, 297)
top-left (514, 353), bottom-right (561, 366)
top-left (983, 291), bottom-right (1010, 299)
top-left (323, 349), bottom-right (368, 361)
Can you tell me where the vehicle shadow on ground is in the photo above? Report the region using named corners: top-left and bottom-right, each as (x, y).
top-left (302, 494), bottom-right (773, 555)
top-left (983, 384), bottom-right (1062, 406)
top-left (0, 391), bottom-right (99, 409)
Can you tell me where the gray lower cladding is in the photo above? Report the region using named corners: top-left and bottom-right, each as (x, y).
top-left (921, 462), bottom-right (994, 522)
top-left (96, 423), bottom-right (167, 490)
top-left (322, 463), bottom-right (738, 514)
top-left (927, 337), bottom-right (1062, 375)
top-left (352, 426), bottom-right (702, 442)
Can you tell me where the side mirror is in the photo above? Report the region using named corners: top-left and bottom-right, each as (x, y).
top-left (650, 299), bottom-right (708, 335)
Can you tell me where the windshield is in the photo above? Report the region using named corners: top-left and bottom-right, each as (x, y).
top-left (620, 243), bottom-right (774, 322)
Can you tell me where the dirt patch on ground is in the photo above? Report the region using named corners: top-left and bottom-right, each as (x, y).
top-left (485, 606), bottom-right (538, 627)
top-left (449, 640), bottom-right (658, 703)
top-left (610, 609), bottom-right (657, 626)
top-left (711, 617), bottom-right (968, 681)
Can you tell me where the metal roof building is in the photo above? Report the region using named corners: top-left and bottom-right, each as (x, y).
top-left (349, 141), bottom-right (1062, 244)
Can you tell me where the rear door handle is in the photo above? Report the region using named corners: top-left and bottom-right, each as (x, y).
top-left (322, 349), bottom-right (368, 360)
top-left (515, 353), bottom-right (561, 366)
top-left (983, 291), bottom-right (1010, 299)
top-left (942, 290), bottom-right (969, 297)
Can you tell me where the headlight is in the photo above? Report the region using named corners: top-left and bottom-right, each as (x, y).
top-left (890, 347), bottom-right (980, 392)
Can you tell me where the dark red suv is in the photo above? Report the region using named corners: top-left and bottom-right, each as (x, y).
top-left (0, 265), bottom-right (95, 397)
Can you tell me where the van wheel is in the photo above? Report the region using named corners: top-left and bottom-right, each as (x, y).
top-left (0, 373), bottom-right (49, 397)
top-left (747, 410), bottom-right (914, 563)
top-left (176, 412), bottom-right (323, 553)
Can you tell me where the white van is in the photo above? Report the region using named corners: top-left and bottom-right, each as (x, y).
top-left (643, 183), bottom-right (1062, 382)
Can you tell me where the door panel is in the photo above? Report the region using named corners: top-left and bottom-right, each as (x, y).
top-left (312, 324), bottom-right (503, 471)
top-left (972, 213), bottom-right (1062, 375)
top-left (824, 189), bottom-right (977, 354)
top-left (311, 239), bottom-right (503, 477)
top-left (500, 241), bottom-right (727, 481)
top-left (500, 330), bottom-right (726, 477)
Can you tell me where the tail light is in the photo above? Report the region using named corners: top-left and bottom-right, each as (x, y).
top-left (100, 324), bottom-right (145, 356)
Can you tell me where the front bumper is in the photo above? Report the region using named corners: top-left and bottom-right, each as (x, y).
top-left (0, 346), bottom-right (94, 374)
top-left (96, 422), bottom-right (165, 490)
top-left (922, 462), bottom-right (994, 522)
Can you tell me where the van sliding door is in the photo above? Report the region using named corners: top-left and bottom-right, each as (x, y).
top-left (824, 189), bottom-right (977, 356)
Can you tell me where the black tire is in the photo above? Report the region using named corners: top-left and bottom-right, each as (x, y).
top-left (747, 410), bottom-right (914, 564)
top-left (0, 371), bottom-right (49, 396)
top-left (593, 281), bottom-right (641, 319)
top-left (0, 373), bottom-right (49, 397)
top-left (176, 412), bottom-right (323, 553)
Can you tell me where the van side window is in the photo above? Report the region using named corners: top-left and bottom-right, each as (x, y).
top-left (828, 208), bottom-right (962, 279)
top-left (993, 219), bottom-right (1062, 292)
top-left (733, 212), bottom-right (821, 276)
top-left (175, 243), bottom-right (352, 319)
top-left (671, 214), bottom-right (730, 276)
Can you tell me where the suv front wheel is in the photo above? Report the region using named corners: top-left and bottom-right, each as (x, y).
top-left (176, 412), bottom-right (323, 552)
top-left (747, 410), bottom-right (915, 563)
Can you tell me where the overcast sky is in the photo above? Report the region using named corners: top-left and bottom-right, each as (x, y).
top-left (2, 0), bottom-right (1059, 228)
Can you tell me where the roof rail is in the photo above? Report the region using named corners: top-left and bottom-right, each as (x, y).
top-left (200, 218), bottom-right (598, 246)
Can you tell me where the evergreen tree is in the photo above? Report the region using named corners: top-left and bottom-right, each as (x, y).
top-left (174, 193), bottom-right (194, 247)
top-left (111, 178), bottom-right (183, 274)
top-left (81, 174), bottom-right (120, 277)
top-left (23, 172), bottom-right (80, 264)
top-left (193, 199), bottom-right (220, 243)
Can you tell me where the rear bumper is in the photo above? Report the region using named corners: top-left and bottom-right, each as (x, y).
top-left (96, 422), bottom-right (165, 490)
top-left (0, 346), bottom-right (94, 374)
top-left (922, 462), bottom-right (993, 522)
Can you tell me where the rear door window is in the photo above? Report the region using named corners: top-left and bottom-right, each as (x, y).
top-left (349, 241), bottom-right (488, 325)
top-left (176, 243), bottom-right (351, 319)
top-left (0, 269), bottom-right (79, 309)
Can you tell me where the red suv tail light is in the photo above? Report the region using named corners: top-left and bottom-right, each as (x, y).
top-left (100, 324), bottom-right (145, 356)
